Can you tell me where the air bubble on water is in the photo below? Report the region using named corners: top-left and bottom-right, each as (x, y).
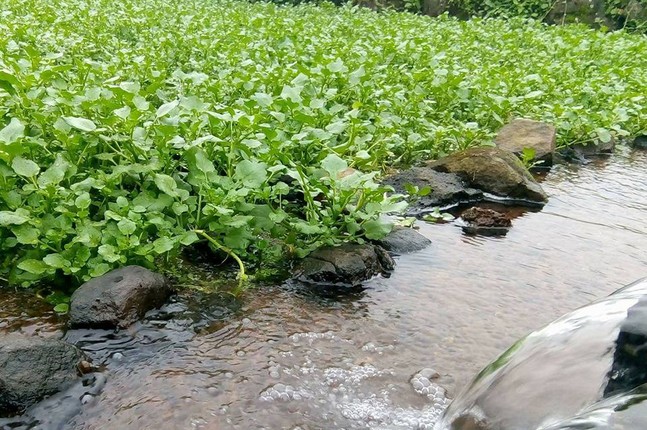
top-left (190, 417), bottom-right (207, 429)
top-left (362, 342), bottom-right (396, 354)
top-left (259, 383), bottom-right (311, 402)
top-left (410, 369), bottom-right (448, 408)
top-left (324, 364), bottom-right (392, 386)
top-left (289, 331), bottom-right (341, 345)
top-left (80, 394), bottom-right (94, 405)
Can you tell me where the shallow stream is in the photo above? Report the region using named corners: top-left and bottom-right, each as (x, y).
top-left (2, 147), bottom-right (647, 429)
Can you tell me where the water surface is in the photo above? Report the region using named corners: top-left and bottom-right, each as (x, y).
top-left (2, 148), bottom-right (647, 429)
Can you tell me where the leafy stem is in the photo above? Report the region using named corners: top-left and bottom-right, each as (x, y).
top-left (193, 229), bottom-right (247, 292)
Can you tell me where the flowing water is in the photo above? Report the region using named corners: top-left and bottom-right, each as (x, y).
top-left (1, 147), bottom-right (647, 429)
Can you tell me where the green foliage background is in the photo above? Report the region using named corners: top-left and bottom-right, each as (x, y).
top-left (0, 0), bottom-right (645, 289)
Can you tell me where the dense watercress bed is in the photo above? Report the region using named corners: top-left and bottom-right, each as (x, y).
top-left (0, 0), bottom-right (645, 289)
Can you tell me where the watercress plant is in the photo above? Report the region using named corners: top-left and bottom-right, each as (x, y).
top-left (0, 0), bottom-right (645, 289)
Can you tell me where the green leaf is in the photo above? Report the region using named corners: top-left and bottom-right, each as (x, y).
top-left (63, 116), bottom-right (97, 132)
top-left (0, 209), bottom-right (30, 226)
top-left (38, 154), bottom-right (70, 187)
top-left (280, 85), bottom-right (302, 103)
top-left (119, 81), bottom-right (141, 93)
top-left (0, 118), bottom-right (24, 144)
top-left (0, 70), bottom-right (21, 95)
top-left (117, 218), bottom-right (137, 235)
top-left (291, 221), bottom-right (324, 235)
top-left (75, 192), bottom-right (92, 209)
top-left (114, 106), bottom-right (131, 119)
top-left (43, 253), bottom-right (70, 269)
top-left (18, 259), bottom-right (50, 275)
top-left (11, 225), bottom-right (39, 244)
top-left (90, 263), bottom-right (111, 277)
top-left (98, 244), bottom-right (120, 263)
top-left (179, 231), bottom-right (199, 246)
top-left (596, 128), bottom-right (613, 144)
top-left (190, 148), bottom-right (215, 175)
top-left (154, 173), bottom-right (178, 197)
top-left (53, 303), bottom-right (70, 314)
top-left (156, 100), bottom-right (179, 118)
top-left (12, 156), bottom-right (40, 177)
top-left (153, 236), bottom-right (176, 254)
top-left (234, 160), bottom-right (267, 188)
top-left (327, 58), bottom-right (346, 73)
top-left (251, 92), bottom-right (273, 107)
top-left (321, 154), bottom-right (347, 177)
top-left (363, 219), bottom-right (393, 240)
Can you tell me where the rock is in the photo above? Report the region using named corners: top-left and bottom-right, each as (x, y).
top-left (460, 207), bottom-right (512, 236)
top-left (78, 360), bottom-right (94, 374)
top-left (450, 413), bottom-right (491, 430)
top-left (69, 266), bottom-right (172, 329)
top-left (428, 147), bottom-right (548, 203)
top-left (295, 244), bottom-right (394, 287)
top-left (0, 335), bottom-right (84, 414)
top-left (422, 0), bottom-right (449, 16)
top-left (604, 295), bottom-right (647, 397)
top-left (573, 138), bottom-right (615, 156)
top-left (632, 135), bottom-right (647, 150)
top-left (546, 0), bottom-right (612, 27)
top-left (559, 137), bottom-right (616, 164)
top-left (374, 226), bottom-right (431, 254)
top-left (494, 119), bottom-right (556, 166)
top-left (461, 207), bottom-right (511, 228)
top-left (384, 168), bottom-right (483, 215)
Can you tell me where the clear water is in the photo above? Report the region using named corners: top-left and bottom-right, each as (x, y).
top-left (1, 147), bottom-right (646, 429)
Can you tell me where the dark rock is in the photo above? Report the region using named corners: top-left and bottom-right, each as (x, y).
top-left (461, 207), bottom-right (512, 228)
top-left (494, 119), bottom-right (556, 166)
top-left (460, 207), bottom-right (512, 236)
top-left (450, 413), bottom-right (491, 430)
top-left (546, 0), bottom-right (612, 27)
top-left (604, 296), bottom-right (647, 397)
top-left (0, 335), bottom-right (84, 415)
top-left (632, 135), bottom-right (647, 150)
top-left (295, 244), bottom-right (394, 287)
top-left (69, 266), bottom-right (172, 329)
top-left (573, 138), bottom-right (615, 156)
top-left (384, 167), bottom-right (483, 215)
top-left (0, 373), bottom-right (106, 429)
top-left (422, 0), bottom-right (450, 16)
top-left (428, 147), bottom-right (548, 203)
top-left (559, 137), bottom-right (616, 164)
top-left (78, 360), bottom-right (94, 374)
top-left (374, 226), bottom-right (431, 254)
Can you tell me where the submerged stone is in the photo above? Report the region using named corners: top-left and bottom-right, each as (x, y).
top-left (428, 147), bottom-right (548, 203)
top-left (295, 244), bottom-right (394, 287)
top-left (374, 226), bottom-right (431, 254)
top-left (460, 207), bottom-right (512, 237)
top-left (69, 265), bottom-right (172, 329)
top-left (0, 334), bottom-right (84, 415)
top-left (632, 135), bottom-right (647, 150)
